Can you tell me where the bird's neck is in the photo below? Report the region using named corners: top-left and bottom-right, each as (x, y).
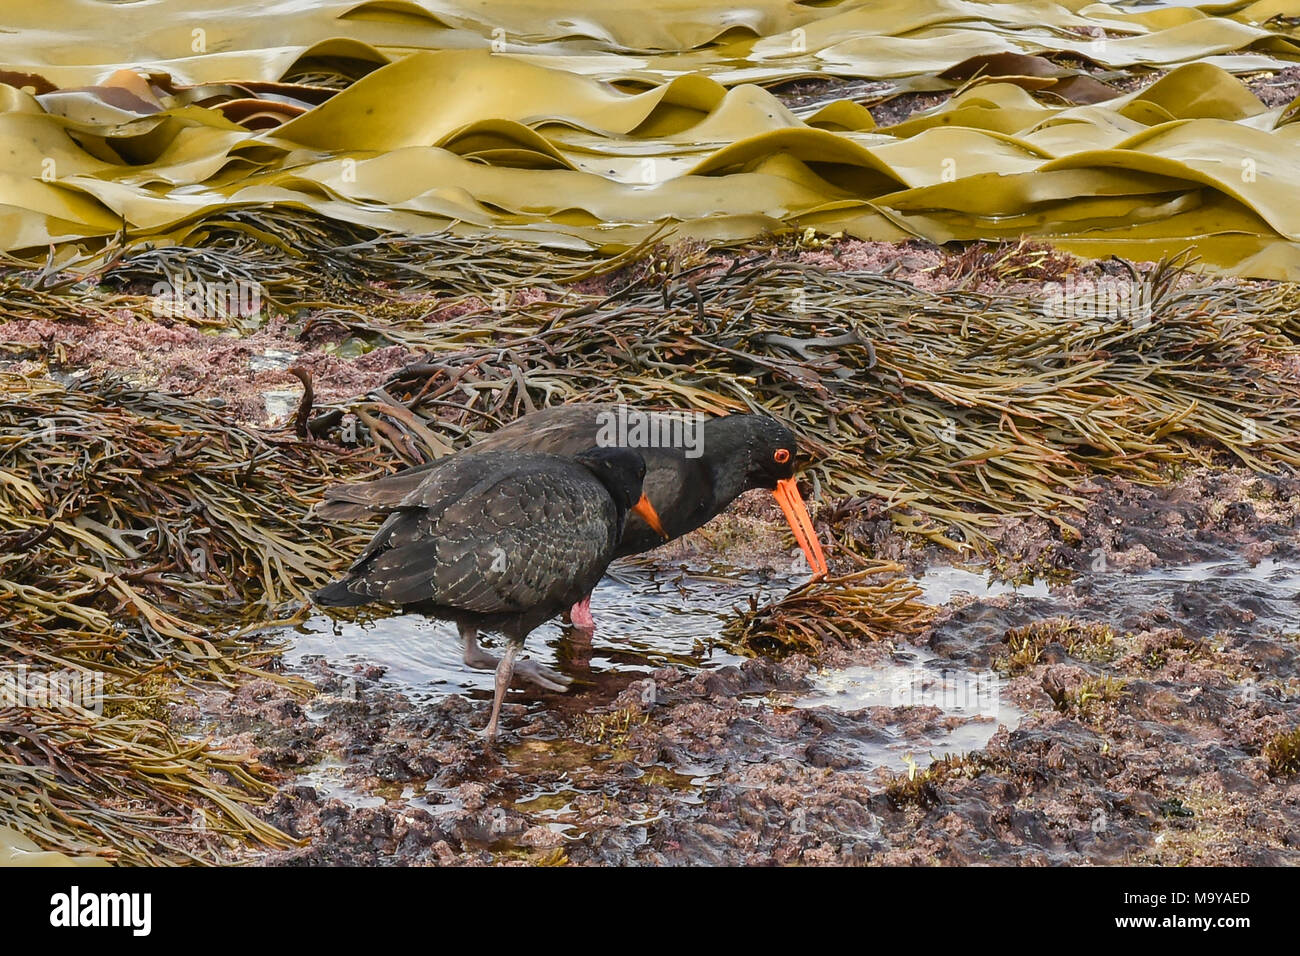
top-left (702, 417), bottom-right (753, 511)
top-left (586, 471), bottom-right (631, 531)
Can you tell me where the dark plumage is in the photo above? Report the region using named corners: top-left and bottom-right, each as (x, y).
top-left (314, 445), bottom-right (665, 743)
top-left (315, 405), bottom-right (828, 603)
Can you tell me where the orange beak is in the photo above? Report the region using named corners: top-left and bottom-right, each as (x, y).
top-left (632, 493), bottom-right (669, 540)
top-left (774, 478), bottom-right (829, 580)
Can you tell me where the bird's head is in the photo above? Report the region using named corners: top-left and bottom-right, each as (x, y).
top-left (710, 414), bottom-right (828, 579)
top-left (727, 415), bottom-right (800, 491)
top-left (574, 447), bottom-right (667, 539)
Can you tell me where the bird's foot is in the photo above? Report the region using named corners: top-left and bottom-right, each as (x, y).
top-left (568, 595), bottom-right (596, 632)
top-left (465, 636), bottom-right (570, 693)
top-left (514, 658), bottom-right (572, 693)
top-left (463, 640), bottom-right (500, 671)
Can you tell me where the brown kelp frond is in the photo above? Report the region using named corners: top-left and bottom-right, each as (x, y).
top-left (0, 370), bottom-right (399, 861)
top-left (94, 208), bottom-right (611, 307)
top-left (300, 252), bottom-right (1300, 549)
top-left (10, 244), bottom-right (1300, 558)
top-left (0, 703), bottom-right (299, 865)
top-left (0, 371), bottom-right (379, 621)
top-left (722, 563), bottom-right (935, 657)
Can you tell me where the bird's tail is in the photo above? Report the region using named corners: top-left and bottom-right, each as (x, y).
top-left (311, 462), bottom-right (445, 521)
top-left (310, 489), bottom-right (400, 521)
top-left (312, 578), bottom-right (371, 607)
top-left (311, 498), bottom-right (378, 520)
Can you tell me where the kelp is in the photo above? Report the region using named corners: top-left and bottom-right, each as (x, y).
top-left (0, 371), bottom-right (384, 862)
top-left (1, 3), bottom-right (1299, 276)
top-left (1, 0), bottom-right (1296, 87)
top-left (288, 246), bottom-right (1300, 549)
top-left (722, 563), bottom-right (935, 657)
top-left (14, 220), bottom-right (1300, 548)
top-left (0, 706), bottom-right (298, 866)
top-left (0, 373), bottom-right (376, 618)
top-left (91, 206), bottom-right (633, 306)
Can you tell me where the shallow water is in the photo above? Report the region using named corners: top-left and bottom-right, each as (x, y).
top-left (301, 757), bottom-right (386, 810)
top-left (1102, 557), bottom-right (1300, 636)
top-left (285, 554), bottom-right (1300, 758)
top-left (915, 565), bottom-right (1054, 603)
top-left (266, 549), bottom-right (1300, 862)
top-left (280, 557), bottom-right (1031, 834)
top-left (795, 646), bottom-right (1022, 773)
top-left (285, 563), bottom-right (776, 705)
top-left (1138, 556), bottom-right (1300, 592)
top-left (920, 556), bottom-right (1300, 635)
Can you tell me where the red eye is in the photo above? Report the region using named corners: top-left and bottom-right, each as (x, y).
top-left (774, 448), bottom-right (791, 464)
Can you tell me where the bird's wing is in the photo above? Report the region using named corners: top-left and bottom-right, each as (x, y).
top-left (346, 460), bottom-right (617, 612)
top-left (340, 450), bottom-right (538, 572)
top-left (311, 406), bottom-right (613, 520)
top-left (313, 401), bottom-right (710, 523)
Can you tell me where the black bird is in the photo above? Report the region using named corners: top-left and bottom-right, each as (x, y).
top-left (313, 446), bottom-right (666, 744)
top-left (316, 404), bottom-right (828, 631)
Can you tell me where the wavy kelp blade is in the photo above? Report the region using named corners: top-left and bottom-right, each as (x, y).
top-left (0, 2), bottom-right (1298, 275)
top-left (2, 0), bottom-right (1297, 86)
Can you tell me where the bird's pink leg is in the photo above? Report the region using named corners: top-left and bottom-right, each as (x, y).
top-left (568, 593), bottom-right (596, 631)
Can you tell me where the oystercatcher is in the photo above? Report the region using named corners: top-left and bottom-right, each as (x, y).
top-left (318, 405), bottom-right (828, 629)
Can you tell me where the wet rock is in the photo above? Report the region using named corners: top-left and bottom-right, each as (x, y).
top-left (1124, 681), bottom-right (1188, 721)
top-left (373, 752), bottom-right (414, 782)
top-left (804, 738), bottom-right (860, 769)
top-left (1231, 638), bottom-right (1299, 678)
top-left (1220, 501), bottom-right (1257, 529)
top-left (392, 808), bottom-right (441, 852)
top-left (202, 461), bottom-right (1300, 866)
